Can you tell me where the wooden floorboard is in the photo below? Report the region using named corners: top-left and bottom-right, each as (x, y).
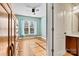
top-left (64, 52), bottom-right (73, 56)
top-left (0, 36), bottom-right (74, 56)
top-left (18, 37), bottom-right (47, 56)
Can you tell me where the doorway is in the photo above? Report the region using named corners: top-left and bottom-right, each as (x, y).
top-left (13, 3), bottom-right (47, 56)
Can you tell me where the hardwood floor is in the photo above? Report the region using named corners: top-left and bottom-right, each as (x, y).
top-left (18, 37), bottom-right (47, 56)
top-left (0, 37), bottom-right (8, 56)
top-left (64, 52), bottom-right (73, 56)
top-left (0, 36), bottom-right (73, 56)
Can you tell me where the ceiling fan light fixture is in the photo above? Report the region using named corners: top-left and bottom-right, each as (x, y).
top-left (32, 8), bottom-right (35, 12)
top-left (32, 8), bottom-right (35, 15)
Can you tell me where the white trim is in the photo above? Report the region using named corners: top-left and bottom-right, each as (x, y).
top-left (46, 3), bottom-right (52, 56)
top-left (36, 36), bottom-right (42, 37)
top-left (36, 36), bottom-right (46, 39)
top-left (41, 36), bottom-right (46, 40)
top-left (54, 50), bottom-right (66, 56)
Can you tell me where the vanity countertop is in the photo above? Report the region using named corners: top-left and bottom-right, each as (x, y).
top-left (66, 33), bottom-right (79, 37)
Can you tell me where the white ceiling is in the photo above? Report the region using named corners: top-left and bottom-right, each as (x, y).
top-left (11, 3), bottom-right (46, 17)
top-left (24, 3), bottom-right (42, 8)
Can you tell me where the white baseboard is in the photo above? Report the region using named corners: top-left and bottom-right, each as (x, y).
top-left (54, 50), bottom-right (66, 56)
top-left (19, 36), bottom-right (46, 40)
top-left (41, 37), bottom-right (46, 40)
top-left (36, 36), bottom-right (42, 37)
top-left (36, 36), bottom-right (46, 40)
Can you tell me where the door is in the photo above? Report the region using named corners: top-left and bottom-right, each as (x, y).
top-left (54, 3), bottom-right (65, 56)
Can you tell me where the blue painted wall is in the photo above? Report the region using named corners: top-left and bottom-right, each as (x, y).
top-left (17, 16), bottom-right (26, 37)
top-left (17, 15), bottom-right (41, 36)
top-left (41, 17), bottom-right (46, 38)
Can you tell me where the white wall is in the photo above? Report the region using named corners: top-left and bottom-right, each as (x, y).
top-left (64, 4), bottom-right (73, 34)
top-left (72, 14), bottom-right (78, 33)
top-left (72, 6), bottom-right (79, 33)
top-left (65, 4), bottom-right (79, 34)
top-left (40, 4), bottom-right (46, 39)
top-left (64, 4), bottom-right (79, 34)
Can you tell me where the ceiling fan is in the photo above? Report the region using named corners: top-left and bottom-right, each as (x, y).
top-left (32, 8), bottom-right (39, 15)
top-left (25, 3), bottom-right (41, 15)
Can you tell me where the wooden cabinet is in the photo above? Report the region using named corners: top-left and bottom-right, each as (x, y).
top-left (66, 36), bottom-right (79, 56)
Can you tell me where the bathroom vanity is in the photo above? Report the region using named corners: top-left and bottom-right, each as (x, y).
top-left (66, 33), bottom-right (79, 56)
top-left (64, 4), bottom-right (79, 56)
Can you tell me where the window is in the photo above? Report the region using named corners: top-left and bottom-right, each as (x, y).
top-left (24, 20), bottom-right (37, 35)
top-left (24, 21), bottom-right (29, 34)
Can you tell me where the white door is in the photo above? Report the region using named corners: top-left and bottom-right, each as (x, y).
top-left (54, 3), bottom-right (65, 56)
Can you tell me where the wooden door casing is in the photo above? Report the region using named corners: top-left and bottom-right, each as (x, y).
top-left (0, 3), bottom-right (17, 56)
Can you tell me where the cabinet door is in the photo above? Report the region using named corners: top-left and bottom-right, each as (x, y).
top-left (77, 38), bottom-right (79, 55)
top-left (0, 4), bottom-right (8, 56)
top-left (66, 36), bottom-right (77, 55)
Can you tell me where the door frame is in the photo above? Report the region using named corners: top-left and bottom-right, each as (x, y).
top-left (46, 3), bottom-right (53, 56)
top-left (0, 3), bottom-right (16, 56)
